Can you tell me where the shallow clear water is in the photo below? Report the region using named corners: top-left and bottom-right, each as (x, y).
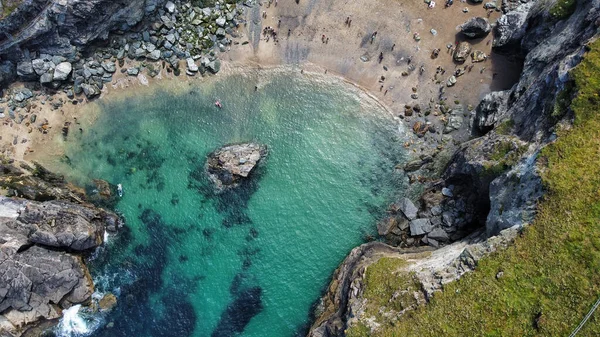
top-left (48, 69), bottom-right (409, 337)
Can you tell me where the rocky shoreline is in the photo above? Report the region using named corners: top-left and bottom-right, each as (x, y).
top-left (0, 160), bottom-right (121, 337)
top-left (0, 0), bottom-right (596, 336)
top-left (309, 0), bottom-right (600, 335)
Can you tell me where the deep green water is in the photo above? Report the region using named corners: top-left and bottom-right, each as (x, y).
top-left (49, 69), bottom-right (409, 337)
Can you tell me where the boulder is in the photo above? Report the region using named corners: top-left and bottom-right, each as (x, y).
top-left (471, 50), bottom-right (487, 62)
top-left (460, 17), bottom-right (491, 38)
top-left (206, 143), bottom-right (267, 190)
top-left (98, 293), bottom-right (118, 311)
top-left (186, 58), bottom-right (198, 72)
top-left (101, 62), bottom-right (116, 73)
top-left (453, 42), bottom-right (472, 63)
top-left (40, 72), bottom-right (53, 84)
top-left (53, 62), bottom-right (72, 81)
top-left (165, 1), bottom-right (175, 13)
top-left (398, 197), bottom-right (418, 220)
top-left (13, 88), bottom-right (33, 103)
top-left (81, 83), bottom-right (101, 98)
top-left (216, 17), bottom-right (226, 27)
top-left (446, 75), bottom-right (457, 87)
top-left (16, 61), bottom-right (36, 80)
top-left (493, 2), bottom-right (533, 48)
top-left (410, 218), bottom-right (432, 236)
top-left (207, 60), bottom-right (221, 74)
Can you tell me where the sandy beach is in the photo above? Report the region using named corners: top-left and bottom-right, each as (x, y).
top-left (0, 0), bottom-right (521, 165)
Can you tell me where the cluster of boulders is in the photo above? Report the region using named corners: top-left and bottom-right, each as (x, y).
top-left (377, 185), bottom-right (480, 249)
top-left (2, 0), bottom-right (240, 106)
top-left (0, 161), bottom-right (121, 337)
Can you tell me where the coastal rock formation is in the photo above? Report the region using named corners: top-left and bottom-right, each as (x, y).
top-left (0, 163), bottom-right (121, 337)
top-left (309, 0), bottom-right (600, 334)
top-left (206, 143), bottom-right (267, 190)
top-left (460, 17), bottom-right (491, 38)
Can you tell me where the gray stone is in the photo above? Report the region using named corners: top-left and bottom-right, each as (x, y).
top-left (207, 60), bottom-right (221, 74)
top-left (53, 62), bottom-right (72, 81)
top-left (16, 61), bottom-right (35, 78)
top-left (127, 67), bottom-right (139, 76)
top-left (442, 211), bottom-right (454, 227)
top-left (32, 59), bottom-right (50, 75)
top-left (430, 205), bottom-right (442, 216)
top-left (442, 187), bottom-right (454, 197)
top-left (399, 197), bottom-right (418, 220)
top-left (446, 75), bottom-right (457, 87)
top-left (147, 50), bottom-right (162, 61)
top-left (13, 88), bottom-right (33, 102)
top-left (101, 62), bottom-right (116, 73)
top-left (428, 227), bottom-right (449, 241)
top-left (410, 218), bottom-right (432, 236)
top-left (165, 1), bottom-right (176, 13)
top-left (81, 83), bottom-right (101, 98)
top-left (460, 17), bottom-right (491, 39)
top-left (40, 72), bottom-right (53, 84)
top-left (216, 17), bottom-right (226, 27)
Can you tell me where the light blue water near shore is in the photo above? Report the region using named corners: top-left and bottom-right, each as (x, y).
top-left (50, 69), bottom-right (409, 337)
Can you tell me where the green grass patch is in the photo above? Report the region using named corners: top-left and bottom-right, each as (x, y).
top-left (482, 139), bottom-right (527, 177)
top-left (549, 0), bottom-right (577, 20)
top-left (363, 39), bottom-right (600, 336)
top-left (346, 257), bottom-right (423, 336)
top-left (495, 119), bottom-right (515, 135)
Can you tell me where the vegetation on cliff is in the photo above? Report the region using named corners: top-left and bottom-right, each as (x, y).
top-left (351, 39), bottom-right (600, 336)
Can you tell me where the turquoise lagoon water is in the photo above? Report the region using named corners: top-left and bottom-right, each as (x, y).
top-left (48, 69), bottom-right (409, 337)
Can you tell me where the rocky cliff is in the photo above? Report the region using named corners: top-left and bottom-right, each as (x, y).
top-left (308, 0), bottom-right (600, 335)
top-left (0, 162), bottom-right (120, 337)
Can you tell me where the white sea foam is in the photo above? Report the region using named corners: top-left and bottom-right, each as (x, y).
top-left (55, 305), bottom-right (103, 337)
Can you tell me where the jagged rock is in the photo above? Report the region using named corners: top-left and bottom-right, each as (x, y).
top-left (216, 17), bottom-right (226, 27)
top-left (81, 83), bottom-right (101, 98)
top-left (31, 59), bottom-right (50, 76)
top-left (486, 154), bottom-right (542, 236)
top-left (398, 197), bottom-right (418, 220)
top-left (428, 227), bottom-right (450, 241)
top-left (13, 88), bottom-right (33, 103)
top-left (471, 50), bottom-right (487, 62)
top-left (101, 62), bottom-right (116, 73)
top-left (147, 49), bottom-right (161, 61)
top-left (410, 218), bottom-right (432, 236)
top-left (0, 163), bottom-right (119, 336)
top-left (453, 42), bottom-right (472, 63)
top-left (16, 61), bottom-right (35, 80)
top-left (460, 17), bottom-right (491, 38)
top-left (39, 72), bottom-right (53, 84)
top-left (53, 62), bottom-right (72, 81)
top-left (206, 143), bottom-right (267, 190)
top-left (474, 91), bottom-right (510, 135)
top-left (493, 2), bottom-right (533, 48)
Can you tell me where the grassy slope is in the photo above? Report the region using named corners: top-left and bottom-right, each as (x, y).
top-left (356, 39), bottom-right (600, 336)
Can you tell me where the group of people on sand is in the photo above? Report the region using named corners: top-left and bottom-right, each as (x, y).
top-left (263, 26), bottom-right (278, 43)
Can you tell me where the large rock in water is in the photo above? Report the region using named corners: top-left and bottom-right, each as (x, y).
top-left (207, 143), bottom-right (267, 190)
top-left (460, 17), bottom-right (491, 38)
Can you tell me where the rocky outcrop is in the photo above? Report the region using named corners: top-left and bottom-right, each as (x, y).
top-left (206, 143), bottom-right (267, 190)
top-left (0, 0), bottom-right (163, 60)
top-left (0, 162), bottom-right (121, 337)
top-left (309, 1), bottom-right (600, 335)
top-left (460, 17), bottom-right (491, 39)
top-left (309, 226), bottom-right (521, 336)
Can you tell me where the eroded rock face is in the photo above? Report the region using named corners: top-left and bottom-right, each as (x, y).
top-left (0, 163), bottom-right (121, 337)
top-left (206, 143), bottom-right (267, 190)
